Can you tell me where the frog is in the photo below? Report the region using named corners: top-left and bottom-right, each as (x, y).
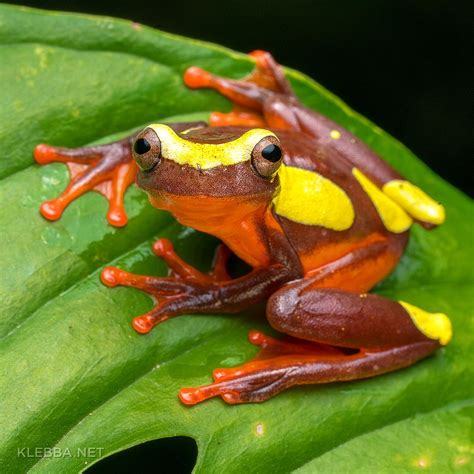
top-left (34, 50), bottom-right (451, 405)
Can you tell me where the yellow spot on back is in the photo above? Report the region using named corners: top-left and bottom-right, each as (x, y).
top-left (399, 301), bottom-right (452, 345)
top-left (353, 168), bottom-right (412, 233)
top-left (274, 165), bottom-right (355, 230)
top-left (148, 124), bottom-right (275, 169)
top-left (330, 130), bottom-right (341, 140)
top-left (383, 180), bottom-right (445, 225)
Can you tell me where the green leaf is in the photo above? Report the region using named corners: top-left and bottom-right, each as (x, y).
top-left (0, 4), bottom-right (472, 473)
top-left (294, 401), bottom-right (474, 473)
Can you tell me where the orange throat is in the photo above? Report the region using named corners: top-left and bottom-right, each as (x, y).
top-left (149, 192), bottom-right (274, 268)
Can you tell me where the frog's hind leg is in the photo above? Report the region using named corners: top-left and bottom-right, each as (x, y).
top-left (185, 50), bottom-right (293, 102)
top-left (185, 50), bottom-right (296, 129)
top-left (179, 285), bottom-right (451, 405)
top-left (180, 329), bottom-right (347, 405)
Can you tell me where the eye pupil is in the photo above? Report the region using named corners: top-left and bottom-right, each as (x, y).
top-left (261, 144), bottom-right (282, 163)
top-left (134, 138), bottom-right (151, 155)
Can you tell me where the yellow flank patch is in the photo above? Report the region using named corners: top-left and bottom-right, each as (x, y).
top-left (399, 301), bottom-right (452, 345)
top-left (352, 168), bottom-right (413, 233)
top-left (147, 124), bottom-right (275, 169)
top-left (273, 165), bottom-right (355, 230)
top-left (383, 180), bottom-right (445, 225)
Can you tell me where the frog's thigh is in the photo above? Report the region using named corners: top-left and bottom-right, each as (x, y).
top-left (179, 282), bottom-right (451, 405)
top-left (267, 285), bottom-right (451, 350)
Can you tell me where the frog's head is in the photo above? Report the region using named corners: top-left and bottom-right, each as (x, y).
top-left (132, 124), bottom-right (283, 231)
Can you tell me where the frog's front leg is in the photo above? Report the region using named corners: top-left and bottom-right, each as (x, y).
top-left (34, 121), bottom-right (206, 226)
top-left (101, 238), bottom-right (300, 334)
top-left (35, 138), bottom-right (135, 226)
top-left (180, 284), bottom-right (452, 405)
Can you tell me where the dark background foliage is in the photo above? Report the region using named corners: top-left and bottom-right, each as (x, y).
top-left (6, 0), bottom-right (473, 195)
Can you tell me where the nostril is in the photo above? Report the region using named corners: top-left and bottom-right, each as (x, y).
top-left (133, 137), bottom-right (151, 155)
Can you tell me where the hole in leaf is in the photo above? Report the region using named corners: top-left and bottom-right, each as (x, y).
top-left (86, 436), bottom-right (197, 474)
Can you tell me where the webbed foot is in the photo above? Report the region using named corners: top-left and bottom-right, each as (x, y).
top-left (35, 138), bottom-right (136, 226)
top-left (179, 330), bottom-right (345, 405)
top-left (184, 50), bottom-right (296, 128)
top-left (101, 240), bottom-right (232, 333)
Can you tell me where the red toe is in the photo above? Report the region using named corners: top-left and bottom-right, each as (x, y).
top-left (100, 267), bottom-right (122, 287)
top-left (132, 315), bottom-right (155, 334)
top-left (107, 208), bottom-right (128, 227)
top-left (39, 200), bottom-right (63, 221)
top-left (178, 388), bottom-right (201, 405)
top-left (152, 238), bottom-right (174, 257)
top-left (184, 67), bottom-right (213, 89)
top-left (248, 330), bottom-right (267, 345)
top-left (34, 144), bottom-right (56, 164)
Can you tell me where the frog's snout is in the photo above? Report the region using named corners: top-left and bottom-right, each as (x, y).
top-left (132, 128), bottom-right (161, 172)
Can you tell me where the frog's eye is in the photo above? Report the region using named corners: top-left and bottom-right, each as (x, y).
top-left (251, 136), bottom-right (283, 178)
top-left (132, 128), bottom-right (161, 171)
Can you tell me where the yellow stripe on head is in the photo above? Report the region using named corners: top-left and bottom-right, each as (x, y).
top-left (147, 124), bottom-right (276, 170)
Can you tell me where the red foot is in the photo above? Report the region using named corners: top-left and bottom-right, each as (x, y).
top-left (34, 139), bottom-right (136, 227)
top-left (183, 50), bottom-right (294, 130)
top-left (101, 240), bottom-right (233, 334)
top-left (101, 263), bottom-right (184, 334)
top-left (179, 330), bottom-right (344, 405)
top-left (247, 49), bottom-right (295, 95)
